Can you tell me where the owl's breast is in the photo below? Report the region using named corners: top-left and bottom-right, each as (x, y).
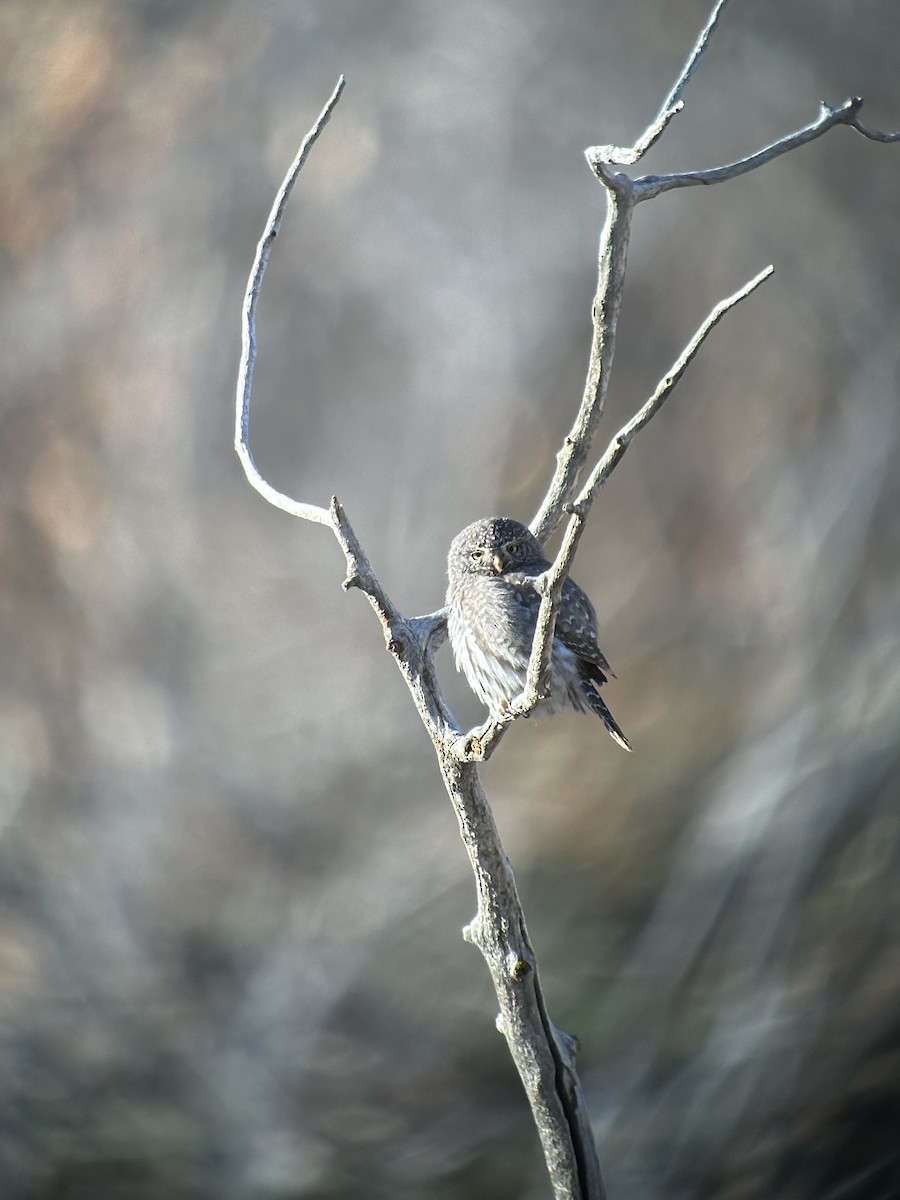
top-left (446, 576), bottom-right (535, 708)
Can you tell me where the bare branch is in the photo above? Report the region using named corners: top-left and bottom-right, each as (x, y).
top-left (530, 84), bottom-right (896, 674)
top-left (531, 0), bottom-right (731, 543)
top-left (453, 710), bottom-right (514, 763)
top-left (531, 189), bottom-right (635, 545)
top-left (235, 6), bottom-right (897, 1186)
top-left (595, 0), bottom-right (731, 165)
top-left (655, 0), bottom-right (731, 129)
top-left (847, 115), bottom-right (900, 143)
top-left (328, 497), bottom-right (457, 748)
top-left (330, 499), bottom-right (604, 1197)
top-left (234, 83), bottom-right (605, 1197)
top-left (450, 761), bottom-right (607, 1200)
top-left (230, 77), bottom-right (456, 751)
top-left (506, 267), bottom-right (773, 745)
top-left (469, 265), bottom-right (774, 766)
top-left (576, 265), bottom-right (774, 506)
top-left (234, 76), bottom-right (346, 524)
top-left (632, 97), bottom-right (887, 201)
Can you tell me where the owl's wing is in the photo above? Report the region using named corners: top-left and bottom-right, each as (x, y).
top-left (555, 578), bottom-right (613, 679)
top-left (506, 570), bottom-right (613, 678)
top-left (504, 577), bottom-right (542, 621)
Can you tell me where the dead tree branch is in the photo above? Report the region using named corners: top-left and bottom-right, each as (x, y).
top-left (626, 97), bottom-right (900, 201)
top-left (597, 0), bottom-right (732, 165)
top-left (234, 78), bottom-right (605, 1200)
top-left (519, 85), bottom-right (898, 787)
top-left (234, 7), bottom-right (897, 1195)
top-left (501, 268), bottom-right (775, 757)
top-left (235, 76), bottom-right (346, 526)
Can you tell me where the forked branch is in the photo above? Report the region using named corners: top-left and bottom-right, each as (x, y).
top-left (522, 268), bottom-right (773, 737)
top-left (234, 6), bottom-right (897, 1196)
top-left (522, 87), bottom-right (898, 773)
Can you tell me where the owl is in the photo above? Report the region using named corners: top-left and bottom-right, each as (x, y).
top-left (446, 517), bottom-right (630, 750)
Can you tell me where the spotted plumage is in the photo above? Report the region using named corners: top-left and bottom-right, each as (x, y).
top-left (446, 517), bottom-right (630, 750)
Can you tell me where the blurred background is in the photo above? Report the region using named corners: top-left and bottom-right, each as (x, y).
top-left (2, 1), bottom-right (899, 1197)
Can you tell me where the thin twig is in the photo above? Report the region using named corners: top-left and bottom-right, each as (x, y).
top-left (577, 266), bottom-right (773, 506)
top-left (530, 190), bottom-right (635, 545)
top-left (522, 97), bottom-right (898, 771)
top-left (847, 115), bottom-right (900, 143)
top-left (512, 268), bottom-right (773, 744)
top-left (596, 0), bottom-right (732, 165)
top-left (633, 97), bottom-right (900, 201)
top-left (234, 76), bottom-right (346, 524)
top-left (531, 0), bottom-right (734, 544)
top-left (329, 498), bottom-right (455, 748)
top-left (466, 262), bottom-right (772, 768)
top-left (656, 0), bottom-right (731, 128)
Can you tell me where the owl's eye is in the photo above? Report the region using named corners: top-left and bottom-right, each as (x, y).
top-left (505, 541), bottom-right (520, 555)
top-left (470, 548), bottom-right (486, 562)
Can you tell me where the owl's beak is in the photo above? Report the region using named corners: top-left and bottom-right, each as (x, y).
top-left (491, 553), bottom-right (506, 574)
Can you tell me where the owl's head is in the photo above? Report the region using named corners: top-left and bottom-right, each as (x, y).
top-left (447, 517), bottom-right (543, 579)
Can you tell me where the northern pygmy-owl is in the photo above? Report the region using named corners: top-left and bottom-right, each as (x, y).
top-left (446, 517), bottom-right (630, 750)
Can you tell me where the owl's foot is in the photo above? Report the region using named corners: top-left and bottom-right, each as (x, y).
top-left (454, 711), bottom-right (515, 761)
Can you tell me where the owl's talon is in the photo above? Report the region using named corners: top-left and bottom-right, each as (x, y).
top-left (506, 693), bottom-right (536, 721)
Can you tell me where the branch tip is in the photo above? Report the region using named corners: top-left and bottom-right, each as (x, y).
top-left (604, 0), bottom-right (732, 165)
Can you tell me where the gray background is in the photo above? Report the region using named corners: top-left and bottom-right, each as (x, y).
top-left (2, 1), bottom-right (899, 1197)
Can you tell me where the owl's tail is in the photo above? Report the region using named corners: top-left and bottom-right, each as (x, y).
top-left (584, 685), bottom-right (631, 752)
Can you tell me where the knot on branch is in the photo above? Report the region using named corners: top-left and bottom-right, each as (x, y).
top-left (819, 96), bottom-right (863, 121)
top-left (510, 684), bottom-right (548, 717)
top-left (455, 733), bottom-right (485, 762)
top-left (385, 623), bottom-right (410, 659)
top-left (583, 148), bottom-right (632, 193)
top-left (328, 494), bottom-right (344, 523)
top-left (552, 1025), bottom-right (581, 1065)
top-left (532, 572), bottom-right (553, 599)
top-left (506, 951), bottom-right (532, 980)
top-left (462, 917), bottom-right (482, 946)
